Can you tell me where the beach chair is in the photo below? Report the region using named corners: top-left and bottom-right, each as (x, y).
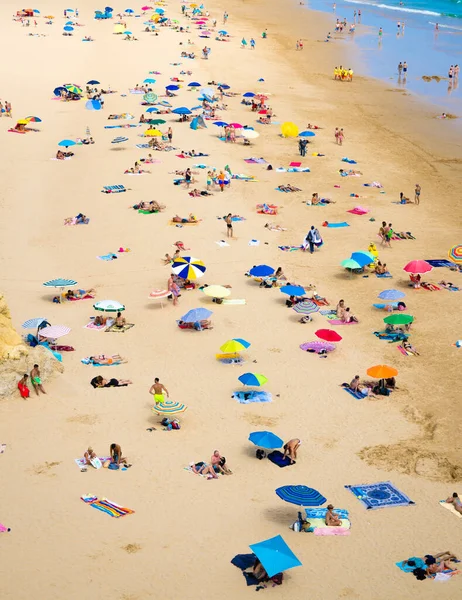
top-left (101, 185), bottom-right (126, 194)
top-left (215, 352), bottom-right (243, 364)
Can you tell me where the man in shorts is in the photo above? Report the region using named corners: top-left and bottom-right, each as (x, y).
top-left (30, 364), bottom-right (46, 395)
top-left (149, 378), bottom-right (169, 404)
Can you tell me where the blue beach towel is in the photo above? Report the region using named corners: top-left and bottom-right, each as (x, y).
top-left (396, 557), bottom-right (426, 573)
top-left (267, 450), bottom-right (292, 468)
top-left (373, 303), bottom-right (398, 309)
top-left (98, 253), bottom-right (117, 261)
top-left (232, 390), bottom-right (272, 404)
top-left (305, 508), bottom-right (349, 520)
top-left (376, 272), bottom-right (393, 278)
top-left (136, 143), bottom-right (150, 149)
top-left (342, 157), bottom-right (357, 164)
top-left (320, 309), bottom-right (336, 315)
top-left (425, 259), bottom-right (453, 268)
top-left (343, 387), bottom-right (365, 400)
top-left (345, 481), bottom-right (415, 510)
top-left (326, 222), bottom-right (349, 228)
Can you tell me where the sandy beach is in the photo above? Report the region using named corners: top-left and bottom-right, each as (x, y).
top-left (1, 1), bottom-right (462, 598)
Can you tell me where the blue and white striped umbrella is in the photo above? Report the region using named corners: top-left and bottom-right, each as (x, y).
top-left (275, 485), bottom-right (326, 507)
top-left (43, 278), bottom-right (77, 288)
top-left (111, 136), bottom-right (129, 144)
top-left (22, 318), bottom-right (48, 329)
top-left (172, 257), bottom-right (206, 280)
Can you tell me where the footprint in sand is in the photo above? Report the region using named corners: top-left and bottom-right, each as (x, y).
top-left (242, 414), bottom-right (278, 427)
top-left (67, 414), bottom-right (100, 425)
top-left (29, 461), bottom-right (61, 476)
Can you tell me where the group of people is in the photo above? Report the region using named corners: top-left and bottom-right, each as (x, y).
top-left (333, 66), bottom-right (353, 81)
top-left (17, 365), bottom-right (46, 398)
top-left (336, 299), bottom-right (359, 323)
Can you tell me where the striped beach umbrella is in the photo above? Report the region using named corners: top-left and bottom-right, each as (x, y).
top-left (22, 318), bottom-right (48, 329)
top-left (292, 301), bottom-right (319, 315)
top-left (152, 400), bottom-right (187, 415)
top-left (64, 84), bottom-right (82, 95)
top-left (203, 285), bottom-right (230, 299)
top-left (238, 373), bottom-right (267, 387)
top-left (111, 136), bottom-right (129, 144)
top-left (275, 485), bottom-right (326, 507)
top-left (93, 300), bottom-right (125, 312)
top-left (43, 278), bottom-right (77, 289)
top-left (172, 256), bottom-right (206, 280)
top-left (220, 338), bottom-right (250, 353)
top-left (449, 244), bottom-right (462, 264)
top-left (39, 325), bottom-right (71, 339)
top-left (180, 308), bottom-right (212, 323)
top-left (149, 289), bottom-right (171, 300)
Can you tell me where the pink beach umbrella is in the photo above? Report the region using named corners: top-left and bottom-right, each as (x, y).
top-left (403, 260), bottom-right (433, 274)
top-left (229, 122), bottom-right (243, 129)
top-left (148, 289), bottom-right (172, 308)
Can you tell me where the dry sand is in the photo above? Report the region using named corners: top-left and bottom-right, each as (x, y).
top-left (1, 1), bottom-right (461, 599)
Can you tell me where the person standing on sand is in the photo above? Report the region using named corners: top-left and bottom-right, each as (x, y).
top-left (223, 11), bottom-right (228, 24)
top-left (149, 378), bottom-right (169, 404)
top-left (225, 213), bottom-right (233, 238)
top-left (30, 364), bottom-right (46, 395)
top-left (414, 183), bottom-right (421, 205)
top-left (250, 38), bottom-right (255, 49)
top-left (334, 127), bottom-right (339, 143)
top-left (338, 128), bottom-right (345, 145)
top-left (167, 274), bottom-right (180, 305)
top-left (167, 126), bottom-right (173, 143)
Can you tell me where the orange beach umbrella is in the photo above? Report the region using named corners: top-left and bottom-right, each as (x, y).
top-left (366, 365), bottom-right (398, 379)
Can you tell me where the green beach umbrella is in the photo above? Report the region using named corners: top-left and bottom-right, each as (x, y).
top-left (238, 373), bottom-right (267, 386)
top-left (383, 314), bottom-right (414, 325)
top-left (340, 258), bottom-right (362, 270)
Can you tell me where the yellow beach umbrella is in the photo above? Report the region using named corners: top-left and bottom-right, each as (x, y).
top-left (144, 129), bottom-right (162, 137)
top-left (281, 122), bottom-right (299, 138)
top-left (114, 23), bottom-right (125, 33)
top-left (203, 285), bottom-right (231, 299)
top-left (17, 119), bottom-right (29, 125)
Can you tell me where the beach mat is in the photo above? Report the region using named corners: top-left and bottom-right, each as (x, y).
top-left (168, 220), bottom-right (199, 226)
top-left (86, 498), bottom-right (135, 518)
top-left (376, 272), bottom-right (393, 278)
top-left (396, 557), bottom-right (427, 572)
top-left (326, 222), bottom-right (349, 228)
top-left (105, 323), bottom-right (135, 333)
top-left (267, 451), bottom-right (292, 468)
top-left (0, 522), bottom-right (10, 533)
top-left (343, 387), bottom-right (364, 400)
top-left (75, 457), bottom-right (110, 469)
top-left (345, 481), bottom-right (415, 509)
top-left (439, 499), bottom-right (462, 519)
top-left (278, 245), bottom-right (302, 252)
top-left (84, 321), bottom-right (106, 331)
top-left (223, 299), bottom-right (246, 305)
top-left (425, 259), bottom-right (453, 268)
top-left (232, 390), bottom-right (271, 403)
top-left (329, 319), bottom-right (358, 325)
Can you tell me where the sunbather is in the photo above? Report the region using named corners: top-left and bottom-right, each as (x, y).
top-left (88, 355), bottom-right (124, 365)
top-left (265, 223), bottom-right (286, 231)
top-left (342, 307), bottom-right (358, 323)
top-left (66, 288), bottom-right (95, 300)
top-left (283, 438), bottom-right (301, 464)
top-left (211, 450), bottom-right (233, 475)
top-left (402, 341), bottom-right (419, 355)
top-left (114, 312), bottom-right (126, 328)
top-left (399, 192), bottom-right (412, 204)
top-left (446, 493), bottom-right (462, 515)
top-left (90, 376), bottom-right (132, 388)
top-left (189, 188), bottom-right (213, 197)
top-left (172, 213), bottom-right (199, 223)
top-left (163, 250), bottom-right (180, 264)
top-left (191, 461), bottom-right (218, 478)
top-left (375, 261), bottom-right (388, 275)
top-left (277, 184), bottom-right (301, 192)
top-left (325, 504), bottom-right (342, 526)
top-left (336, 299), bottom-right (345, 319)
top-left (56, 150), bottom-right (74, 159)
top-left (83, 446), bottom-right (97, 465)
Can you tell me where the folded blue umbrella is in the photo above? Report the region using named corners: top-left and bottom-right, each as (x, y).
top-left (276, 485), bottom-right (326, 506)
top-left (249, 265), bottom-right (274, 277)
top-left (280, 285), bottom-right (305, 297)
top-left (249, 431), bottom-right (283, 449)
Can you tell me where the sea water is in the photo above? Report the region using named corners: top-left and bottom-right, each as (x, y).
top-left (306, 0), bottom-right (462, 112)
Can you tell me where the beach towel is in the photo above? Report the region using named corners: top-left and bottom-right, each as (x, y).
top-left (138, 209), bottom-right (158, 215)
top-left (329, 319), bottom-right (358, 325)
top-left (105, 323), bottom-right (134, 333)
top-left (75, 456), bottom-right (111, 469)
top-left (373, 331), bottom-right (408, 342)
top-left (425, 259), bottom-right (454, 268)
top-left (101, 185), bottom-right (126, 193)
top-left (343, 387), bottom-right (365, 400)
top-left (84, 321), bottom-right (106, 331)
top-left (347, 207), bottom-right (368, 215)
top-left (278, 245), bottom-right (303, 252)
top-left (232, 390), bottom-right (271, 403)
top-left (81, 356), bottom-right (124, 366)
top-left (376, 272), bottom-right (393, 278)
top-left (68, 293), bottom-right (95, 301)
top-left (216, 240), bottom-right (230, 247)
top-left (320, 309), bottom-right (336, 315)
top-left (223, 299), bottom-right (246, 305)
top-left (305, 508), bottom-right (350, 520)
top-left (136, 143), bottom-right (150, 149)
top-left (248, 239), bottom-right (260, 246)
top-left (97, 253), bottom-right (118, 261)
top-left (312, 296), bottom-right (329, 306)
top-left (104, 124), bottom-right (139, 129)
top-left (325, 222), bottom-right (349, 228)
top-left (287, 167), bottom-right (310, 173)
top-left (342, 157), bottom-right (357, 164)
top-left (289, 161), bottom-right (302, 167)
top-left (168, 220), bottom-right (200, 226)
top-left (345, 481), bottom-right (415, 509)
top-left (421, 282), bottom-right (441, 291)
top-left (396, 557), bottom-right (426, 572)
top-left (244, 158), bottom-right (267, 164)
top-left (267, 450), bottom-right (292, 468)
top-left (439, 498), bottom-right (462, 519)
top-left (0, 523), bottom-right (10, 533)
top-left (83, 496), bottom-right (135, 518)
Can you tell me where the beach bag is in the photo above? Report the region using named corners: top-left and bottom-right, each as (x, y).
top-left (108, 462), bottom-right (119, 470)
top-left (290, 520), bottom-right (301, 532)
top-left (172, 420), bottom-right (180, 430)
top-left (256, 449), bottom-right (266, 460)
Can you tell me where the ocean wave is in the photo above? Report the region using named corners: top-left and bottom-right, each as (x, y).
top-left (429, 20), bottom-right (462, 29)
top-left (344, 0), bottom-right (441, 16)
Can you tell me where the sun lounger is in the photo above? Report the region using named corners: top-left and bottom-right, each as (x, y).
top-left (101, 185), bottom-right (126, 193)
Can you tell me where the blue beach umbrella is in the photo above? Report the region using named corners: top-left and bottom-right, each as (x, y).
top-left (146, 107), bottom-right (159, 113)
top-left (299, 130), bottom-right (316, 137)
top-left (218, 30), bottom-right (227, 35)
top-left (280, 285), bottom-right (305, 297)
top-left (166, 85), bottom-right (180, 91)
top-left (180, 308), bottom-right (212, 323)
top-left (66, 8), bottom-right (75, 12)
top-left (33, 9), bottom-right (40, 13)
top-left (66, 20), bottom-right (75, 25)
top-left (53, 86), bottom-right (67, 96)
top-left (219, 84), bottom-right (230, 90)
top-left (188, 81), bottom-right (201, 87)
top-left (232, 338), bottom-right (251, 349)
top-left (378, 289), bottom-right (405, 301)
top-left (350, 251), bottom-right (375, 267)
top-left (105, 7), bottom-right (114, 12)
top-left (249, 431), bottom-right (283, 449)
top-left (172, 107), bottom-right (192, 115)
top-left (87, 80), bottom-right (100, 85)
top-left (249, 265), bottom-right (274, 278)
top-left (276, 485), bottom-right (326, 506)
top-left (144, 78), bottom-right (156, 84)
top-left (43, 278), bottom-right (77, 289)
top-left (124, 31), bottom-right (133, 35)
top-left (58, 139), bottom-right (76, 147)
top-left (155, 7), bottom-right (165, 13)
top-left (64, 26), bottom-right (74, 31)
top-left (243, 92), bottom-right (255, 97)
top-left (85, 99), bottom-right (102, 111)
top-left (111, 136), bottom-right (129, 144)
top-left (249, 535), bottom-right (302, 578)
top-left (213, 121), bottom-right (228, 127)
top-left (125, 8), bottom-right (134, 13)
top-left (238, 373), bottom-right (268, 387)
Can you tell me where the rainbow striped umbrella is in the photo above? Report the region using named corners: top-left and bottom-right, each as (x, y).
top-left (152, 400), bottom-right (187, 415)
top-left (292, 300), bottom-right (318, 315)
top-left (449, 244), bottom-right (462, 264)
top-left (172, 256), bottom-right (206, 280)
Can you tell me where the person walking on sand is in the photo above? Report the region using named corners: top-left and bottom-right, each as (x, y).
top-left (225, 213), bottom-right (233, 238)
top-left (338, 128), bottom-right (345, 145)
top-left (250, 38), bottom-right (255, 49)
top-left (167, 126), bottom-right (173, 143)
top-left (334, 127), bottom-right (339, 143)
top-left (414, 183), bottom-right (421, 205)
top-left (299, 138), bottom-right (307, 157)
top-left (149, 377), bottom-right (169, 404)
top-left (168, 274), bottom-right (180, 305)
top-left (223, 11), bottom-right (228, 24)
top-left (30, 364), bottom-right (46, 395)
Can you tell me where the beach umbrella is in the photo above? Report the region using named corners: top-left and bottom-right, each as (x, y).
top-left (299, 341), bottom-right (336, 352)
top-left (367, 365), bottom-right (398, 379)
top-left (142, 6), bottom-right (152, 11)
top-left (33, 9), bottom-right (40, 13)
top-left (87, 80), bottom-right (100, 85)
top-left (143, 78), bottom-right (156, 84)
top-left (218, 30), bottom-right (228, 35)
top-left (58, 139), bottom-right (76, 148)
top-left (149, 289), bottom-right (171, 300)
top-left (22, 318), bottom-right (49, 331)
top-left (63, 26), bottom-right (74, 31)
top-left (124, 31), bottom-right (133, 35)
top-left (243, 92), bottom-right (255, 97)
top-left (340, 258), bottom-right (362, 270)
top-left (238, 373), bottom-right (267, 387)
top-left (292, 301), bottom-right (319, 315)
top-left (281, 122), bottom-right (299, 137)
top-left (219, 84), bottom-right (230, 90)
top-left (93, 300), bottom-right (125, 313)
top-left (66, 8), bottom-right (75, 11)
top-left (111, 136), bottom-right (129, 144)
top-left (276, 485), bottom-right (326, 507)
top-left (383, 314), bottom-right (414, 325)
top-left (241, 129), bottom-right (259, 139)
top-left (213, 121), bottom-right (228, 127)
top-left (146, 107), bottom-right (159, 113)
top-left (180, 308), bottom-right (212, 323)
top-left (449, 244), bottom-right (462, 264)
top-left (220, 339), bottom-right (251, 353)
top-left (43, 278), bottom-right (77, 289)
top-left (172, 107), bottom-right (192, 115)
top-left (65, 20), bottom-right (75, 24)
top-left (144, 129), bottom-right (162, 137)
top-left (166, 84), bottom-right (180, 91)
top-left (64, 85), bottom-right (82, 94)
top-left (200, 86), bottom-right (214, 97)
top-left (350, 251), bottom-right (375, 267)
top-left (403, 260), bottom-right (432, 274)
top-left (143, 92), bottom-right (158, 104)
top-left (24, 116), bottom-right (41, 123)
top-left (299, 130), bottom-right (316, 137)
top-left (85, 100), bottom-right (102, 111)
top-left (148, 119), bottom-right (166, 125)
top-left (315, 329), bottom-right (342, 342)
top-left (280, 285), bottom-right (305, 297)
top-left (105, 6), bottom-right (114, 12)
top-left (249, 265), bottom-right (274, 278)
top-left (249, 535), bottom-right (302, 578)
top-left (172, 256), bottom-right (206, 279)
top-left (158, 100), bottom-right (172, 107)
top-left (39, 325), bottom-right (71, 339)
top-left (229, 122), bottom-right (243, 129)
top-left (378, 289), bottom-right (405, 300)
top-left (53, 86), bottom-right (67, 96)
top-left (152, 400), bottom-right (187, 415)
top-left (125, 8), bottom-right (134, 13)
top-left (249, 431), bottom-right (283, 449)
top-left (203, 285), bottom-right (230, 299)
top-left (188, 81), bottom-right (201, 87)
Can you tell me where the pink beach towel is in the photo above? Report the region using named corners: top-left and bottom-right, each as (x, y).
top-left (314, 527), bottom-right (350, 536)
top-left (329, 319), bottom-right (358, 325)
top-left (347, 207), bottom-right (369, 215)
top-left (289, 161), bottom-right (301, 167)
top-left (84, 321), bottom-right (106, 331)
top-left (0, 523), bottom-right (10, 533)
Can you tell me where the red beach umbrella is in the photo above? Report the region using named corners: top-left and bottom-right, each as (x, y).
top-left (315, 329), bottom-right (342, 342)
top-left (403, 260), bottom-right (433, 274)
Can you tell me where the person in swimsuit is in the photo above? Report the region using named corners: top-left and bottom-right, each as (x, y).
top-left (167, 274), bottom-right (180, 305)
top-left (83, 446), bottom-right (97, 465)
top-left (149, 377), bottom-right (169, 404)
top-left (225, 213), bottom-right (233, 238)
top-left (336, 299), bottom-right (345, 319)
top-left (191, 462), bottom-right (218, 478)
top-left (446, 493), bottom-right (462, 515)
top-left (325, 504), bottom-right (342, 526)
top-left (30, 364), bottom-right (46, 395)
top-left (211, 450), bottom-right (233, 474)
top-left (414, 183), bottom-right (421, 205)
top-left (108, 443), bottom-right (131, 467)
top-left (18, 374), bottom-right (30, 399)
top-left (115, 312), bottom-right (126, 328)
top-left (283, 439), bottom-right (301, 464)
